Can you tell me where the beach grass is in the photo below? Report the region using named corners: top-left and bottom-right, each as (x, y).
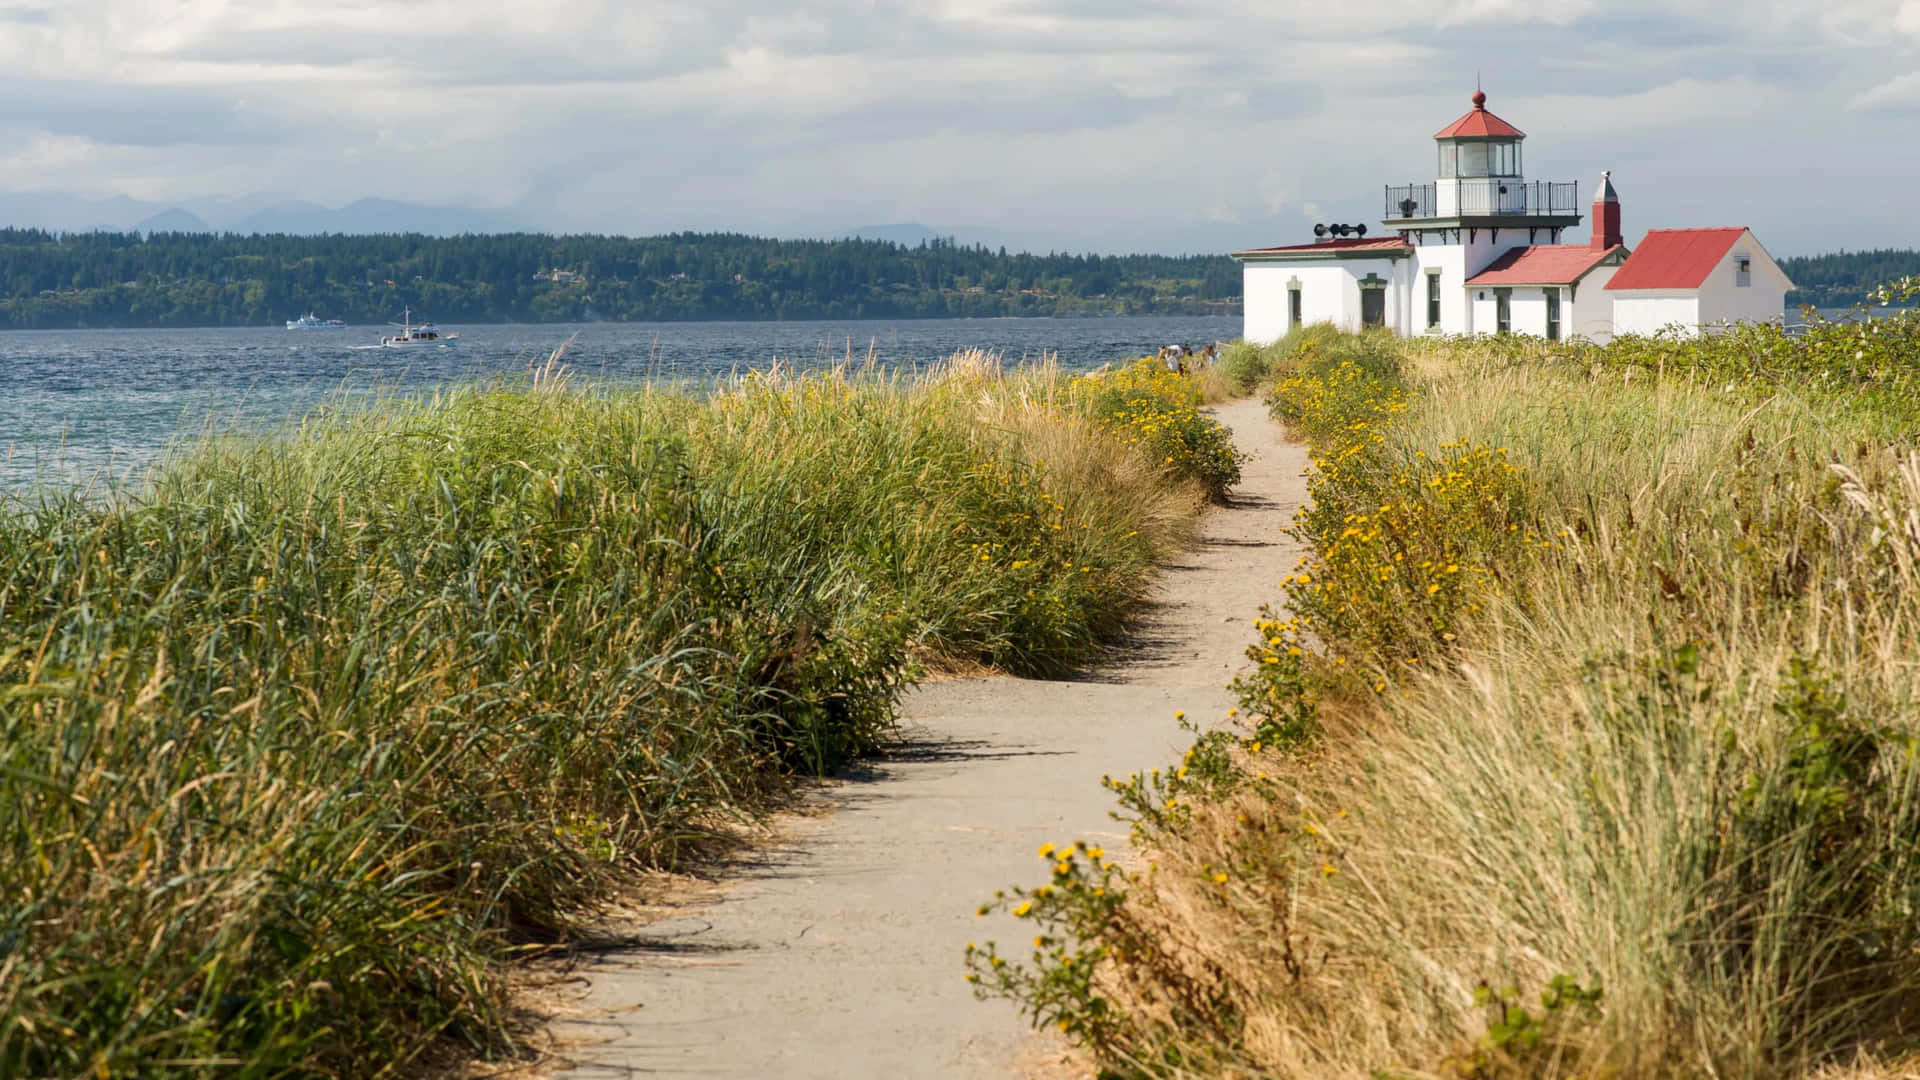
top-left (0, 351), bottom-right (1227, 1076)
top-left (972, 320), bottom-right (1920, 1078)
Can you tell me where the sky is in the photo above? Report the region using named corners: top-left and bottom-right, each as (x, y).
top-left (3, 0), bottom-right (1919, 255)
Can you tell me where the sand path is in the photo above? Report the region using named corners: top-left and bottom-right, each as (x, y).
top-left (553, 397), bottom-right (1308, 1078)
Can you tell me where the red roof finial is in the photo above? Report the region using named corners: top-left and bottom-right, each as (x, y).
top-left (1472, 89), bottom-right (1487, 109)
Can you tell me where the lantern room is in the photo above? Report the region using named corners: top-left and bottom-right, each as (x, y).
top-left (1385, 90), bottom-right (1579, 228)
top-left (1436, 90), bottom-right (1524, 179)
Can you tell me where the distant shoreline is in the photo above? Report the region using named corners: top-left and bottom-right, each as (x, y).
top-left (0, 310), bottom-right (1247, 333)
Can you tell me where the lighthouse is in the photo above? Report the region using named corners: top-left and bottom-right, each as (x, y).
top-left (1231, 88), bottom-right (1791, 341)
top-left (1385, 89), bottom-right (1582, 334)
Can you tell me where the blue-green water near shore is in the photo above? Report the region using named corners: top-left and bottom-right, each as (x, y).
top-left (0, 315), bottom-right (1239, 490)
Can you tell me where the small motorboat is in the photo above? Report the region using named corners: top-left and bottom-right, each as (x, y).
top-left (379, 308), bottom-right (458, 347)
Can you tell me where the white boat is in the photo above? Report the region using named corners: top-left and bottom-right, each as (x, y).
top-left (287, 313), bottom-right (347, 330)
top-left (378, 308), bottom-right (458, 347)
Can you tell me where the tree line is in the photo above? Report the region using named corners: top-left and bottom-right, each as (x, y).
top-left (0, 229), bottom-right (1243, 329)
top-left (1779, 248), bottom-right (1920, 309)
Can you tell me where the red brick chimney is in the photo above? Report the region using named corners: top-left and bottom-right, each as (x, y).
top-left (1591, 170), bottom-right (1621, 250)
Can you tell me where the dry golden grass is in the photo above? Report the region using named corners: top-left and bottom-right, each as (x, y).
top-left (987, 333), bottom-right (1920, 1079)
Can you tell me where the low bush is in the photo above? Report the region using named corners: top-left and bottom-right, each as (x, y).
top-left (1080, 359), bottom-right (1243, 502)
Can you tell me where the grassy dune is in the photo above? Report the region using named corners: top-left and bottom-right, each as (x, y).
top-left (973, 318), bottom-right (1920, 1078)
top-left (0, 353), bottom-right (1234, 1076)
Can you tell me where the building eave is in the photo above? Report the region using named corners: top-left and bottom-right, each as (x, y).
top-left (1383, 214), bottom-right (1583, 231)
top-left (1232, 247), bottom-right (1412, 262)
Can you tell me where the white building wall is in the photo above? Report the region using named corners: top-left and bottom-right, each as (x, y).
top-left (1408, 226), bottom-right (1545, 335)
top-left (1411, 243), bottom-right (1469, 334)
top-left (1696, 234), bottom-right (1791, 328)
top-left (1568, 265), bottom-right (1617, 344)
top-left (1242, 258), bottom-right (1409, 342)
top-left (1243, 263), bottom-right (1298, 344)
top-left (1471, 291), bottom-right (1497, 333)
top-left (1461, 226), bottom-right (1542, 278)
top-left (1509, 289), bottom-right (1550, 336)
top-left (1611, 292), bottom-right (1701, 337)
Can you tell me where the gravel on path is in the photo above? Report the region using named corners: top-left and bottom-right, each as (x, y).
top-left (551, 396), bottom-right (1310, 1079)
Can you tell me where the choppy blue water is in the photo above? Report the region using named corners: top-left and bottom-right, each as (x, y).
top-left (0, 316), bottom-right (1240, 492)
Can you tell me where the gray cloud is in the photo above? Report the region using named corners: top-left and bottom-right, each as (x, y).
top-left (0, 0), bottom-right (1912, 254)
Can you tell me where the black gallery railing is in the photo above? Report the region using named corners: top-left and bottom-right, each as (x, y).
top-left (1384, 181), bottom-right (1579, 219)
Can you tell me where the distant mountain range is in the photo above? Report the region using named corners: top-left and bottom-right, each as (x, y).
top-left (0, 191), bottom-right (533, 237)
top-left (0, 194), bottom-right (1024, 249)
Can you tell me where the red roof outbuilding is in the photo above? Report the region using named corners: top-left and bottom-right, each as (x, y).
top-left (1467, 244), bottom-right (1626, 286)
top-left (1433, 91), bottom-right (1526, 140)
top-left (1605, 228), bottom-right (1748, 291)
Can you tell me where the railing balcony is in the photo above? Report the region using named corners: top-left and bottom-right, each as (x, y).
top-left (1385, 180), bottom-right (1580, 221)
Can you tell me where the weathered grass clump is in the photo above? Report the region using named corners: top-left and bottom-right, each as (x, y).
top-left (974, 321), bottom-right (1920, 1078)
top-left (0, 352), bottom-right (1224, 1075)
top-left (1080, 359), bottom-right (1244, 502)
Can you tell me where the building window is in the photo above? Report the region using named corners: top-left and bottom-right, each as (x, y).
top-left (1545, 289), bottom-right (1561, 341)
top-left (1494, 288), bottom-right (1511, 335)
top-left (1459, 141), bottom-right (1490, 177)
top-left (1288, 286), bottom-right (1302, 328)
top-left (1735, 256), bottom-right (1752, 287)
top-left (1426, 273), bottom-right (1442, 329)
top-left (1360, 287), bottom-right (1385, 328)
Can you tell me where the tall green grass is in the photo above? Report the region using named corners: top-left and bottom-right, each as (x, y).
top-left (0, 354), bottom-right (1220, 1075)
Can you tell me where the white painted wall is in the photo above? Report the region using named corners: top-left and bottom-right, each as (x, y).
top-left (1242, 257), bottom-right (1410, 342)
top-left (1611, 292), bottom-right (1701, 337)
top-left (1411, 243), bottom-right (1469, 334)
top-left (1568, 265), bottom-right (1616, 344)
top-left (1470, 290), bottom-right (1496, 334)
top-left (1407, 226), bottom-right (1543, 335)
top-left (1697, 234), bottom-right (1792, 328)
top-left (1241, 226), bottom-right (1599, 342)
top-left (1242, 263), bottom-right (1296, 344)
top-left (1509, 289), bottom-right (1550, 337)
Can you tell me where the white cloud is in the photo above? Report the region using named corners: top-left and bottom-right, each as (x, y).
top-left (0, 0), bottom-right (1913, 252)
top-left (1849, 70), bottom-right (1920, 109)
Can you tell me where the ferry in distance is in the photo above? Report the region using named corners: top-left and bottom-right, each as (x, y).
top-left (379, 308), bottom-right (458, 347)
top-left (286, 313), bottom-right (347, 330)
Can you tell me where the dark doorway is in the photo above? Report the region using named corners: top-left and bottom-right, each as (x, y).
top-left (1360, 288), bottom-right (1385, 328)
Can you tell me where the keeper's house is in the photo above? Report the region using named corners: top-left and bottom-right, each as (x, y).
top-left (1234, 91), bottom-right (1792, 344)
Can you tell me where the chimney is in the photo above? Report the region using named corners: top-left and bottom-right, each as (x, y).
top-left (1591, 170), bottom-right (1622, 251)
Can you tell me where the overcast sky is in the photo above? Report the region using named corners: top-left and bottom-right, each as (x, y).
top-left (4, 1), bottom-right (1918, 255)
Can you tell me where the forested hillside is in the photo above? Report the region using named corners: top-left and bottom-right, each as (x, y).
top-left (1780, 247), bottom-right (1920, 308)
top-left (0, 229), bottom-right (1241, 328)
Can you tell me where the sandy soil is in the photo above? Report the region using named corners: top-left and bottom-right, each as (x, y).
top-left (548, 397), bottom-right (1309, 1078)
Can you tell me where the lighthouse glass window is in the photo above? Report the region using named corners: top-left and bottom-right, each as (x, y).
top-left (1444, 140), bottom-right (1521, 179)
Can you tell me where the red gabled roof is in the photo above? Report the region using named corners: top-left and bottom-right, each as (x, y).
top-left (1232, 236), bottom-right (1412, 257)
top-left (1467, 244), bottom-right (1625, 286)
top-left (1604, 228), bottom-right (1748, 290)
top-left (1433, 91), bottom-right (1525, 139)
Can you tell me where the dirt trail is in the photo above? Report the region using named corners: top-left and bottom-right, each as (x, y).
top-left (554, 397), bottom-right (1309, 1078)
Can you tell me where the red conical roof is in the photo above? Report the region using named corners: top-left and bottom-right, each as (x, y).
top-left (1434, 90), bottom-right (1525, 139)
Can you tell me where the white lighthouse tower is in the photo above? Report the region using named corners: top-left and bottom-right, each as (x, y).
top-left (1232, 88), bottom-right (1793, 341)
top-left (1386, 89), bottom-right (1583, 333)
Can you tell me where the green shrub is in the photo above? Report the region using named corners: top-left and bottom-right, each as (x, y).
top-left (1080, 359), bottom-right (1242, 502)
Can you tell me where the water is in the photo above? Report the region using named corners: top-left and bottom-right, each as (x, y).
top-left (0, 316), bottom-right (1240, 491)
